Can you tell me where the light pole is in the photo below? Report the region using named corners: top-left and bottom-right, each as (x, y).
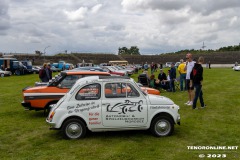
top-left (43, 46), bottom-right (50, 61)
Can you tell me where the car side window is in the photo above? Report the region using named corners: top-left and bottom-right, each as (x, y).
top-left (105, 83), bottom-right (139, 98)
top-left (76, 83), bottom-right (101, 100)
top-left (126, 83), bottom-right (140, 98)
top-left (59, 75), bottom-right (82, 88)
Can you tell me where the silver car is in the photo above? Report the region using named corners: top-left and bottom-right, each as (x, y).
top-left (0, 69), bottom-right (12, 77)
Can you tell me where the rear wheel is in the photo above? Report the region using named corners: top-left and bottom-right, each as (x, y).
top-left (150, 116), bottom-right (174, 137)
top-left (15, 70), bottom-right (20, 75)
top-left (0, 73), bottom-right (4, 77)
top-left (61, 118), bottom-right (86, 139)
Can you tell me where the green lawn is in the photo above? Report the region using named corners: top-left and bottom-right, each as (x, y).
top-left (0, 69), bottom-right (239, 160)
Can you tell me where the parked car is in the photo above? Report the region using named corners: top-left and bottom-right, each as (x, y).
top-left (165, 62), bottom-right (173, 68)
top-left (0, 69), bottom-right (12, 77)
top-left (175, 62), bottom-right (180, 68)
top-left (114, 66), bottom-right (134, 75)
top-left (51, 66), bottom-right (61, 72)
top-left (73, 67), bottom-right (107, 72)
top-left (102, 66), bottom-right (127, 76)
top-left (21, 71), bottom-right (111, 112)
top-left (22, 71), bottom-right (160, 113)
top-left (135, 64), bottom-right (143, 70)
top-left (46, 76), bottom-right (180, 139)
top-left (233, 65), bottom-right (240, 71)
top-left (32, 66), bottom-right (41, 74)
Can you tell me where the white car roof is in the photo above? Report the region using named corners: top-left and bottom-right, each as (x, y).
top-left (75, 76), bottom-right (133, 85)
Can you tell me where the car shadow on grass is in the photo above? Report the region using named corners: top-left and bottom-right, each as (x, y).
top-left (48, 129), bottom-right (180, 141)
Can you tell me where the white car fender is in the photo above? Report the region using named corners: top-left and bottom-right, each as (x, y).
top-left (52, 108), bottom-right (89, 129)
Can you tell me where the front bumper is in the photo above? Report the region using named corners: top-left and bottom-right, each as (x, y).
top-left (21, 101), bottom-right (33, 110)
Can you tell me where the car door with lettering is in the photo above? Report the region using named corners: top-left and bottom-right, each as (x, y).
top-left (101, 82), bottom-right (148, 127)
top-left (68, 83), bottom-right (102, 128)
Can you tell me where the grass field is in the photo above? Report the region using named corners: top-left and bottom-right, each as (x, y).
top-left (0, 68), bottom-right (239, 160)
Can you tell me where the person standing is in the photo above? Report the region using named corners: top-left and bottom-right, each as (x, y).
top-left (46, 64), bottom-right (52, 80)
top-left (150, 62), bottom-right (155, 74)
top-left (190, 56), bottom-right (206, 109)
top-left (169, 63), bottom-right (176, 92)
top-left (184, 53), bottom-right (195, 105)
top-left (144, 62), bottom-right (148, 71)
top-left (39, 63), bottom-right (47, 82)
top-left (178, 59), bottom-right (187, 91)
top-left (40, 63), bottom-right (52, 82)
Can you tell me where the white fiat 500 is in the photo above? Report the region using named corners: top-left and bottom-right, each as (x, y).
top-left (46, 76), bottom-right (180, 139)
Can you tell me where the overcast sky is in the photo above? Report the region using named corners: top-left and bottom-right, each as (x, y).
top-left (1, 0), bottom-right (240, 55)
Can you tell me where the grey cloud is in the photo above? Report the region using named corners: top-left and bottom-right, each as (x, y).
top-left (148, 0), bottom-right (188, 11)
top-left (123, 0), bottom-right (240, 16)
top-left (0, 0), bottom-right (10, 31)
top-left (190, 0), bottom-right (240, 15)
top-left (105, 24), bottom-right (124, 31)
top-left (196, 34), bottom-right (218, 44)
top-left (1, 0), bottom-right (240, 54)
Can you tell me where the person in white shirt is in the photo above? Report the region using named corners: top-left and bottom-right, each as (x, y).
top-left (184, 53), bottom-right (195, 105)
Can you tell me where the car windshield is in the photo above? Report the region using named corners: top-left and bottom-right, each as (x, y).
top-left (133, 81), bottom-right (147, 96)
top-left (27, 61), bottom-right (32, 66)
top-left (48, 74), bottom-right (63, 86)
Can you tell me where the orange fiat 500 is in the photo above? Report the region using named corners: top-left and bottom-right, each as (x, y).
top-left (21, 71), bottom-right (160, 112)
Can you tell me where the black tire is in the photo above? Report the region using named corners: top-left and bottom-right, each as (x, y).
top-left (61, 118), bottom-right (86, 139)
top-left (15, 70), bottom-right (20, 75)
top-left (150, 116), bottom-right (174, 137)
top-left (0, 73), bottom-right (4, 77)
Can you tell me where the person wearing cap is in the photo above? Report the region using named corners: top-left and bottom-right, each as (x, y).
top-left (178, 59), bottom-right (187, 91)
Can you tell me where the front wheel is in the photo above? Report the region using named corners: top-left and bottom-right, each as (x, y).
top-left (61, 118), bottom-right (86, 139)
top-left (150, 116), bottom-right (174, 137)
top-left (0, 73), bottom-right (4, 77)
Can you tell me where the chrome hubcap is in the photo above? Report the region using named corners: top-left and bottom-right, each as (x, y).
top-left (66, 123), bottom-right (82, 138)
top-left (155, 120), bottom-right (170, 135)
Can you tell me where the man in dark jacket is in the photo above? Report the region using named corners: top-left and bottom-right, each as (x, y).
top-left (158, 69), bottom-right (169, 90)
top-left (190, 56), bottom-right (206, 109)
top-left (158, 69), bottom-right (167, 81)
top-left (169, 63), bottom-right (176, 92)
top-left (41, 63), bottom-right (52, 82)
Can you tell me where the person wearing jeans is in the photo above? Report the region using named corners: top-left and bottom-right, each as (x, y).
top-left (190, 56), bottom-right (206, 109)
top-left (178, 59), bottom-right (186, 91)
top-left (192, 84), bottom-right (204, 109)
top-left (169, 63), bottom-right (176, 92)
